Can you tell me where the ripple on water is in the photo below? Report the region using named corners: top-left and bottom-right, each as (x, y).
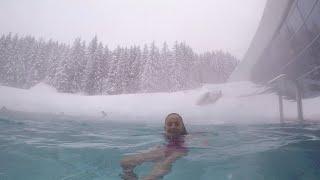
top-left (1, 117), bottom-right (320, 179)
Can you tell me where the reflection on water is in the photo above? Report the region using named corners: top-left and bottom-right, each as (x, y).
top-left (0, 114), bottom-right (320, 179)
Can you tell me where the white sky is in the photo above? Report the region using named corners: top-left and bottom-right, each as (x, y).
top-left (0, 0), bottom-right (267, 59)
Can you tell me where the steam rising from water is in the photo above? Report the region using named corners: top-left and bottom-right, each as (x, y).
top-left (0, 81), bottom-right (320, 124)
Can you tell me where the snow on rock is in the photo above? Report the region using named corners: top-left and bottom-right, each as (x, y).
top-left (0, 81), bottom-right (319, 124)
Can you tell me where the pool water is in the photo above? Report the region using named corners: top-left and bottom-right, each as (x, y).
top-left (1, 115), bottom-right (320, 180)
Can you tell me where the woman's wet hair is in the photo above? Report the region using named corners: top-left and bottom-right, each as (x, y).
top-left (165, 113), bottom-right (188, 135)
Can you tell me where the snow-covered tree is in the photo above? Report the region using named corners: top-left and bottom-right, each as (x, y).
top-left (68, 38), bottom-right (87, 92)
top-left (140, 42), bottom-right (161, 92)
top-left (54, 47), bottom-right (72, 92)
top-left (127, 46), bottom-right (142, 93)
top-left (0, 33), bottom-right (238, 95)
top-left (84, 36), bottom-right (98, 94)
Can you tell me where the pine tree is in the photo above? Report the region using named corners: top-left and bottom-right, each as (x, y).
top-left (46, 42), bottom-right (64, 88)
top-left (84, 36), bottom-right (98, 94)
top-left (69, 38), bottom-right (86, 92)
top-left (159, 42), bottom-right (171, 91)
top-left (170, 41), bottom-right (184, 91)
top-left (127, 46), bottom-right (142, 93)
top-left (100, 46), bottom-right (111, 94)
top-left (103, 48), bottom-right (118, 95)
top-left (94, 43), bottom-right (106, 94)
top-left (118, 47), bottom-right (131, 94)
top-left (140, 42), bottom-right (161, 92)
top-left (0, 33), bottom-right (239, 95)
top-left (138, 45), bottom-right (149, 91)
top-left (54, 46), bottom-right (72, 92)
top-left (0, 34), bottom-right (7, 84)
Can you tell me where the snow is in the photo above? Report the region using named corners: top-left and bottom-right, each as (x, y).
top-left (28, 83), bottom-right (58, 94)
top-left (0, 81), bottom-right (320, 124)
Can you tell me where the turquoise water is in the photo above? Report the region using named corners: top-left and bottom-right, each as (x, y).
top-left (1, 114), bottom-right (320, 180)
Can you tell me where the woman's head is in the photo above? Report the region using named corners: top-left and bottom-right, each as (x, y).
top-left (164, 113), bottom-right (187, 137)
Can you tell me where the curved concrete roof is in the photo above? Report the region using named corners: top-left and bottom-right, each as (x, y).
top-left (229, 0), bottom-right (294, 82)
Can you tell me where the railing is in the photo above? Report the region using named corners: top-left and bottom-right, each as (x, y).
top-left (268, 65), bottom-right (320, 123)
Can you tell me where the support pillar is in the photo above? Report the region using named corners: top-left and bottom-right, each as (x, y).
top-left (278, 82), bottom-right (284, 123)
top-left (295, 80), bottom-right (304, 121)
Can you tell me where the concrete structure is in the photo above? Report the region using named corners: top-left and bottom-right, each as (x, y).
top-left (230, 0), bottom-right (320, 86)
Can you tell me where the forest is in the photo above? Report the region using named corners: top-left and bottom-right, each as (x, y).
top-left (0, 33), bottom-right (238, 95)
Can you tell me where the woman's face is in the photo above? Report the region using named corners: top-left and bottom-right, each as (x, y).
top-left (165, 116), bottom-right (184, 136)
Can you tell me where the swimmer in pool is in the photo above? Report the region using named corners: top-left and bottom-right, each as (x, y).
top-left (120, 113), bottom-right (188, 180)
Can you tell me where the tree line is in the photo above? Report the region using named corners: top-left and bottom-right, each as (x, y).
top-left (0, 33), bottom-right (238, 95)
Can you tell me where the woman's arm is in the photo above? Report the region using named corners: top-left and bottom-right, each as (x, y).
top-left (142, 150), bottom-right (187, 180)
top-left (121, 147), bottom-right (165, 168)
top-left (120, 147), bottom-right (165, 179)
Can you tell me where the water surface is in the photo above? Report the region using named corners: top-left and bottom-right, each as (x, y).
top-left (0, 114), bottom-right (320, 180)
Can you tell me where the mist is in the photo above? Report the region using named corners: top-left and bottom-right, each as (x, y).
top-left (2, 1), bottom-right (320, 179)
top-left (0, 0), bottom-right (267, 59)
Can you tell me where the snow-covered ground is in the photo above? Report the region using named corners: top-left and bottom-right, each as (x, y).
top-left (0, 82), bottom-right (319, 124)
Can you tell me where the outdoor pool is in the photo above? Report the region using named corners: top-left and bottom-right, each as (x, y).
top-left (0, 114), bottom-right (320, 180)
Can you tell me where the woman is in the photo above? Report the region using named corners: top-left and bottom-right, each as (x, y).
top-left (120, 113), bottom-right (188, 180)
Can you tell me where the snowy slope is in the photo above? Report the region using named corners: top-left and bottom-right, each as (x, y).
top-left (0, 82), bottom-right (319, 124)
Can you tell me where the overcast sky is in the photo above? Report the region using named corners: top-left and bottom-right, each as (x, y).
top-left (0, 0), bottom-right (267, 59)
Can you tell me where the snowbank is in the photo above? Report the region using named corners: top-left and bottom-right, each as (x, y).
top-left (28, 82), bottom-right (58, 94)
top-left (0, 81), bottom-right (319, 124)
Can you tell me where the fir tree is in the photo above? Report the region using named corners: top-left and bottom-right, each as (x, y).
top-left (0, 33), bottom-right (239, 95)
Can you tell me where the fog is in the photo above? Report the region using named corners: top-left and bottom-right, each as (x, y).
top-left (0, 0), bottom-right (267, 59)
